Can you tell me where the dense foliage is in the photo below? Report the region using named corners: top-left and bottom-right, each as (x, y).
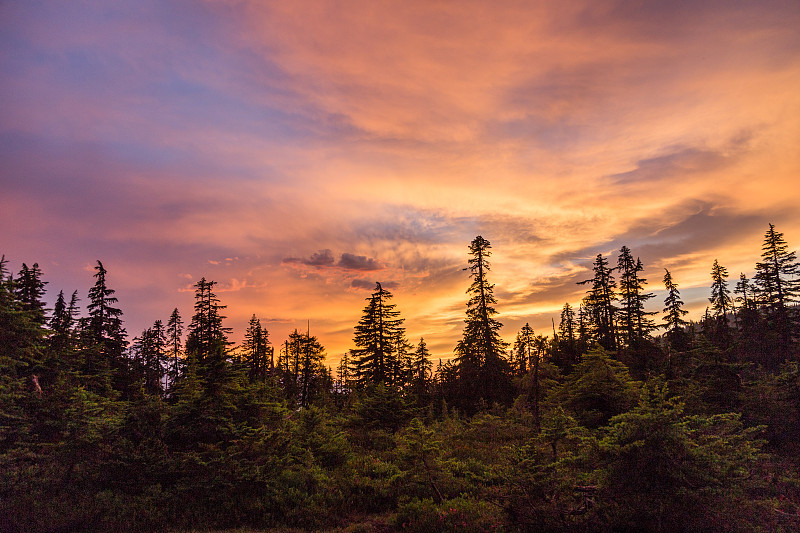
top-left (2, 224), bottom-right (800, 532)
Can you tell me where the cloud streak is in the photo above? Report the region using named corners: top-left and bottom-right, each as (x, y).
top-left (282, 250), bottom-right (384, 271)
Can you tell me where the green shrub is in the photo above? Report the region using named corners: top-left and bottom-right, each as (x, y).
top-left (395, 496), bottom-right (506, 532)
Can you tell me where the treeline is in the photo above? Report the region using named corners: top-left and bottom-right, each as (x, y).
top-left (1, 223), bottom-right (799, 532)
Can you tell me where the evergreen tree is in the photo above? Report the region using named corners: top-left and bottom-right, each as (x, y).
top-left (281, 329), bottom-right (325, 407)
top-left (276, 337), bottom-right (298, 400)
top-left (732, 272), bottom-right (771, 363)
top-left (166, 307), bottom-right (183, 387)
top-left (662, 269), bottom-right (689, 349)
top-left (734, 273), bottom-right (755, 313)
top-left (14, 263), bottom-right (47, 325)
top-left (754, 223), bottom-right (799, 311)
top-left (555, 302), bottom-right (579, 369)
top-left (453, 236), bottom-right (511, 409)
top-left (84, 261), bottom-right (126, 347)
top-left (411, 337), bottom-right (433, 396)
top-left (708, 260), bottom-right (733, 351)
top-left (709, 259), bottom-right (732, 322)
top-left (81, 260), bottom-right (128, 394)
top-left (577, 302), bottom-right (590, 351)
top-left (336, 351), bottom-right (352, 392)
top-left (578, 253), bottom-right (617, 350)
top-left (617, 249), bottom-right (656, 346)
top-left (130, 322), bottom-right (167, 396)
top-left (242, 315), bottom-right (272, 382)
top-left (48, 290), bottom-right (77, 354)
top-left (184, 278), bottom-right (231, 367)
top-left (754, 223), bottom-right (799, 354)
top-left (49, 290), bottom-right (69, 336)
top-left (0, 255), bottom-right (46, 388)
top-left (512, 323), bottom-right (535, 375)
top-left (150, 319), bottom-right (167, 393)
top-left (392, 333), bottom-right (415, 388)
top-left (559, 303), bottom-right (576, 344)
top-left (351, 282), bottom-right (405, 388)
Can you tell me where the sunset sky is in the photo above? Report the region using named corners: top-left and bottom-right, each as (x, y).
top-left (2, 1), bottom-right (799, 363)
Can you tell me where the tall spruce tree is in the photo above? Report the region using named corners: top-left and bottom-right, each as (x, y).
top-left (81, 260), bottom-right (128, 393)
top-left (754, 223), bottom-right (798, 354)
top-left (411, 337), bottom-right (433, 397)
top-left (512, 323), bottom-right (535, 375)
top-left (282, 329), bottom-right (325, 407)
top-left (49, 290), bottom-right (69, 336)
top-left (0, 255), bottom-right (46, 385)
top-left (184, 278), bottom-right (231, 367)
top-left (754, 223), bottom-right (799, 311)
top-left (556, 303), bottom-right (579, 369)
top-left (84, 261), bottom-right (126, 349)
top-left (708, 259), bottom-right (733, 349)
top-left (351, 282), bottom-right (405, 388)
top-left (734, 273), bottom-right (755, 312)
top-left (336, 351), bottom-right (352, 391)
top-left (242, 314), bottom-right (272, 382)
top-left (14, 263), bottom-right (47, 325)
top-left (709, 259), bottom-right (732, 322)
top-left (559, 303), bottom-right (576, 344)
top-left (617, 248), bottom-right (656, 345)
top-left (166, 307), bottom-right (183, 387)
top-left (131, 321), bottom-right (167, 396)
top-left (578, 253), bottom-right (618, 350)
top-left (453, 236), bottom-right (510, 409)
top-left (662, 269), bottom-right (689, 350)
top-left (48, 290), bottom-right (75, 354)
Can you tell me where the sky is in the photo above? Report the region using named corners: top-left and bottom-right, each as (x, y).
top-left (2, 0), bottom-right (799, 363)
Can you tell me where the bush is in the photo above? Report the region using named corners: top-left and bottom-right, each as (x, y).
top-left (395, 496), bottom-right (506, 532)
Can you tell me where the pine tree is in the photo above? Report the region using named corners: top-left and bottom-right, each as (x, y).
top-left (577, 302), bottom-right (590, 349)
top-left (84, 261), bottom-right (126, 349)
top-left (242, 314), bottom-right (272, 382)
top-left (512, 323), bottom-right (535, 375)
top-left (662, 269), bottom-right (689, 350)
top-left (393, 333), bottom-right (414, 388)
top-left (559, 303), bottom-right (576, 344)
top-left (708, 259), bottom-right (733, 350)
top-left (81, 260), bottom-right (128, 394)
top-left (616, 249), bottom-right (656, 346)
top-left (336, 351), bottom-right (352, 392)
top-left (0, 255), bottom-right (46, 387)
top-left (754, 223), bottom-right (799, 354)
top-left (151, 319), bottom-right (167, 393)
top-left (14, 263), bottom-right (47, 325)
top-left (282, 329), bottom-right (325, 407)
top-left (351, 282), bottom-right (405, 388)
top-left (50, 290), bottom-right (68, 335)
top-left (166, 307), bottom-right (183, 387)
top-left (578, 253), bottom-right (617, 350)
top-left (49, 290), bottom-right (74, 353)
top-left (554, 302), bottom-right (580, 369)
top-left (709, 260), bottom-right (732, 321)
top-left (453, 236), bottom-right (511, 409)
top-left (184, 278), bottom-right (231, 367)
top-left (734, 273), bottom-right (755, 312)
top-left (130, 321), bottom-right (166, 396)
top-left (411, 337), bottom-right (433, 393)
top-left (733, 272), bottom-right (768, 364)
top-left (754, 223), bottom-right (799, 311)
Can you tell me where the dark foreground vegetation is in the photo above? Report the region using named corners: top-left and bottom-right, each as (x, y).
top-left (2, 224), bottom-right (800, 532)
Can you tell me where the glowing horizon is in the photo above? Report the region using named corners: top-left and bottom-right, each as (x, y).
top-left (2, 1), bottom-right (799, 363)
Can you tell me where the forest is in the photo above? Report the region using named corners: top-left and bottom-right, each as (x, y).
top-left (2, 223), bottom-right (799, 532)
